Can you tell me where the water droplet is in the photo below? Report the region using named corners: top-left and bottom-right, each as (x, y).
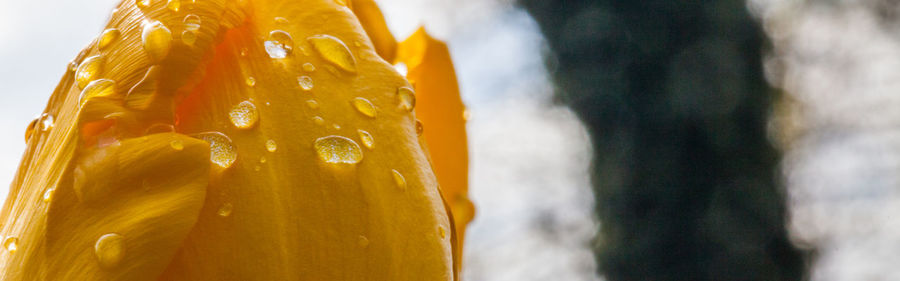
top-left (259, 156), bottom-right (267, 163)
top-left (274, 17), bottom-right (289, 24)
top-left (24, 118), bottom-right (37, 141)
top-left (75, 55), bottom-right (105, 89)
top-left (42, 187), bottom-right (56, 203)
top-left (183, 14), bottom-right (201, 30)
top-left (314, 135), bottom-right (363, 164)
top-left (94, 233), bottom-right (125, 269)
top-left (306, 99), bottom-right (319, 109)
top-left (352, 97), bottom-right (377, 118)
top-left (396, 86), bottom-right (415, 112)
top-left (229, 100), bottom-right (259, 129)
top-left (438, 226), bottom-right (446, 238)
top-left (3, 237), bottom-right (18, 254)
top-left (302, 62), bottom-right (316, 72)
top-left (245, 76), bottom-right (256, 87)
top-left (142, 20), bottom-right (173, 62)
top-left (415, 120), bottom-right (424, 136)
top-left (307, 34), bottom-right (357, 72)
top-left (334, 0), bottom-right (347, 6)
top-left (357, 129), bottom-right (374, 149)
top-left (136, 0), bottom-right (152, 9)
top-left (97, 28), bottom-right (121, 51)
top-left (167, 0), bottom-right (180, 12)
top-left (145, 123), bottom-right (175, 134)
top-left (39, 113), bottom-right (54, 131)
top-left (195, 132), bottom-right (237, 168)
top-left (217, 203), bottom-right (233, 217)
top-left (181, 30), bottom-right (197, 46)
top-left (331, 124), bottom-right (341, 130)
top-left (298, 76), bottom-right (313, 91)
top-left (391, 169), bottom-right (406, 190)
top-left (80, 79), bottom-right (117, 105)
top-left (312, 116), bottom-right (325, 126)
top-left (357, 235), bottom-right (369, 248)
top-left (266, 139), bottom-right (277, 152)
top-left (240, 48), bottom-right (248, 57)
top-left (170, 139), bottom-right (184, 151)
top-left (254, 165), bottom-right (261, 171)
top-left (68, 61), bottom-right (79, 73)
top-left (463, 108), bottom-right (471, 121)
top-left (264, 30), bottom-right (293, 59)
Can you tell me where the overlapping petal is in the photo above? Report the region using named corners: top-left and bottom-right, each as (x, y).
top-left (0, 0), bottom-right (468, 280)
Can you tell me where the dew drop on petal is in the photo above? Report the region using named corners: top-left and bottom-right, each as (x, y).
top-left (331, 123), bottom-right (341, 130)
top-left (397, 86), bottom-right (416, 112)
top-left (39, 113), bottom-right (54, 132)
top-left (183, 14), bottom-right (201, 30)
top-left (352, 97), bottom-right (377, 118)
top-left (42, 187), bottom-right (56, 203)
top-left (306, 99), bottom-right (319, 109)
top-left (145, 123), bottom-right (175, 134)
top-left (264, 30), bottom-right (293, 59)
top-left (75, 55), bottom-right (105, 89)
top-left (240, 47), bottom-right (248, 57)
top-left (229, 100), bottom-right (259, 129)
top-left (3, 237), bottom-right (17, 254)
top-left (312, 116), bottom-right (325, 126)
top-left (259, 156), bottom-right (267, 163)
top-left (302, 62), bottom-right (316, 72)
top-left (274, 17), bottom-right (289, 25)
top-left (94, 233), bottom-right (125, 269)
top-left (357, 129), bottom-right (374, 149)
top-left (142, 20), bottom-right (173, 63)
top-left (68, 61), bottom-right (79, 73)
top-left (266, 139), bottom-right (277, 152)
top-left (298, 76), bottom-right (313, 91)
top-left (307, 34), bottom-right (357, 72)
top-left (357, 235), bottom-right (369, 248)
top-left (391, 169), bottom-right (406, 190)
top-left (170, 139), bottom-right (184, 151)
top-left (181, 30), bottom-right (197, 46)
top-left (438, 226), bottom-right (446, 239)
top-left (217, 203), bottom-right (233, 217)
top-left (463, 108), bottom-right (472, 121)
top-left (314, 135), bottom-right (363, 164)
top-left (195, 132), bottom-right (237, 168)
top-left (97, 28), bottom-right (121, 51)
top-left (415, 120), bottom-right (424, 136)
top-left (245, 76), bottom-right (256, 87)
top-left (24, 118), bottom-right (37, 141)
top-left (80, 79), bottom-right (117, 105)
top-left (334, 0), bottom-right (347, 6)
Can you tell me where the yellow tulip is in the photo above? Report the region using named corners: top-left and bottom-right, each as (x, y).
top-left (0, 0), bottom-right (471, 280)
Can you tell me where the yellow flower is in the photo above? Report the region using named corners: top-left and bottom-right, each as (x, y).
top-left (0, 0), bottom-right (471, 280)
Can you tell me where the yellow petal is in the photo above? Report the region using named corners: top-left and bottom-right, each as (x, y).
top-left (1, 0), bottom-right (459, 280)
top-left (350, 0), bottom-right (397, 62)
top-left (397, 28), bottom-right (474, 259)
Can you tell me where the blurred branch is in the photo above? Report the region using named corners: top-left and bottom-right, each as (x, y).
top-left (517, 0), bottom-right (809, 280)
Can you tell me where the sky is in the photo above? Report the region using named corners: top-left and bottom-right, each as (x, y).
top-left (0, 0), bottom-right (598, 280)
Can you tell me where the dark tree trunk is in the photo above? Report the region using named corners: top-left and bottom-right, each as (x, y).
top-left (517, 1), bottom-right (808, 280)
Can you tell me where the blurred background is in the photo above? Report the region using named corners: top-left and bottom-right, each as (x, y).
top-left (5, 0), bottom-right (900, 280)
